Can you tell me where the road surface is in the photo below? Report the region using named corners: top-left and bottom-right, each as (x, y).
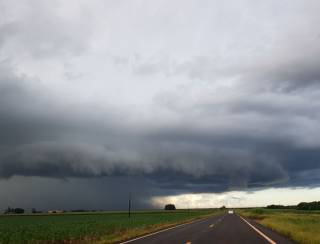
top-left (121, 213), bottom-right (294, 244)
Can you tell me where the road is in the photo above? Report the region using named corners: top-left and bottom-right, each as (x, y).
top-left (121, 213), bottom-right (294, 244)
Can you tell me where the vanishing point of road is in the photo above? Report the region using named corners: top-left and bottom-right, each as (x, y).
top-left (121, 213), bottom-right (294, 244)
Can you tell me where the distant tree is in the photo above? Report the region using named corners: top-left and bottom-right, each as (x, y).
top-left (164, 204), bottom-right (176, 210)
top-left (14, 208), bottom-right (24, 214)
top-left (4, 206), bottom-right (14, 214)
top-left (4, 207), bottom-right (25, 214)
top-left (297, 201), bottom-right (320, 210)
top-left (266, 204), bottom-right (296, 209)
top-left (220, 206), bottom-right (226, 210)
top-left (71, 209), bottom-right (87, 212)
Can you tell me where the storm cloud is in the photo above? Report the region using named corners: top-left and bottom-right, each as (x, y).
top-left (0, 0), bottom-right (320, 209)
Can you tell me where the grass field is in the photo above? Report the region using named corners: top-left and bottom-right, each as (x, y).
top-left (0, 209), bottom-right (221, 244)
top-left (238, 208), bottom-right (320, 244)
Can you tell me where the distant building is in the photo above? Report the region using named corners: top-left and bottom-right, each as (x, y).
top-left (48, 210), bottom-right (64, 214)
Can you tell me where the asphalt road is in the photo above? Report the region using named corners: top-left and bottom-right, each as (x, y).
top-left (122, 213), bottom-right (294, 244)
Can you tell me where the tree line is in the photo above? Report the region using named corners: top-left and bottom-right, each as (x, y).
top-left (266, 201), bottom-right (320, 210)
top-left (4, 207), bottom-right (25, 214)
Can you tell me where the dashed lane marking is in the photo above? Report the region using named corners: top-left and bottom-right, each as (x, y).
top-left (120, 215), bottom-right (220, 243)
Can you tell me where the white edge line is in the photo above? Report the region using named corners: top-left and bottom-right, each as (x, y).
top-left (239, 215), bottom-right (277, 244)
top-left (120, 216), bottom-right (215, 244)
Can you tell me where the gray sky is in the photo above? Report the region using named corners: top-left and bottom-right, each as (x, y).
top-left (0, 0), bottom-right (320, 210)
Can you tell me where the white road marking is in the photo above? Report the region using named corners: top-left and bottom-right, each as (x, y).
top-left (120, 216), bottom-right (217, 244)
top-left (239, 216), bottom-right (277, 244)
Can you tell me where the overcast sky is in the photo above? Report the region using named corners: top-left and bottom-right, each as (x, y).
top-left (1, 0), bottom-right (320, 210)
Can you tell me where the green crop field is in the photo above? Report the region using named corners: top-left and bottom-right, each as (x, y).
top-left (238, 208), bottom-right (320, 244)
top-left (0, 209), bottom-right (221, 244)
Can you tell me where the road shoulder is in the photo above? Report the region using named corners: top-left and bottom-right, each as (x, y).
top-left (239, 215), bottom-right (295, 244)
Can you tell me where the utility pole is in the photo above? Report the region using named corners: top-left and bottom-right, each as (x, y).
top-left (128, 192), bottom-right (131, 218)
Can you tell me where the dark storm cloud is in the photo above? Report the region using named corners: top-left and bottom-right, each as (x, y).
top-left (0, 58), bottom-right (319, 186)
top-left (1, 56), bottom-right (320, 202)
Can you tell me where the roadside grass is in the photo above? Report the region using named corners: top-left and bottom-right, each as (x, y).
top-left (238, 208), bottom-right (320, 244)
top-left (0, 209), bottom-right (222, 244)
